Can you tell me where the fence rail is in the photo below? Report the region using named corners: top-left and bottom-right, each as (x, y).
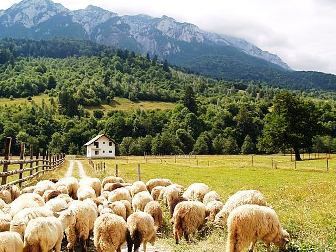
top-left (0, 137), bottom-right (65, 189)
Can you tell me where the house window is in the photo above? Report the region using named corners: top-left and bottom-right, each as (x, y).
top-left (103, 151), bottom-right (105, 153)
top-left (109, 150), bottom-right (112, 153)
top-left (94, 142), bottom-right (99, 148)
top-left (95, 150), bottom-right (99, 155)
top-left (109, 142), bottom-right (113, 146)
top-left (103, 142), bottom-right (105, 144)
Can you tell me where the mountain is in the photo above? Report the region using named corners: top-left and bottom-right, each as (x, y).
top-left (0, 0), bottom-right (335, 90)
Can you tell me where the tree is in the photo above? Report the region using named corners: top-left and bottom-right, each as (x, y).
top-left (222, 137), bottom-right (239, 154)
top-left (176, 129), bottom-right (194, 154)
top-left (93, 110), bottom-right (104, 119)
top-left (193, 134), bottom-right (209, 154)
top-left (183, 86), bottom-right (197, 114)
top-left (259, 92), bottom-right (320, 161)
top-left (241, 135), bottom-right (255, 154)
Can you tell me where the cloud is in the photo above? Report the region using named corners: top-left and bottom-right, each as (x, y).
top-left (0, 0), bottom-right (335, 74)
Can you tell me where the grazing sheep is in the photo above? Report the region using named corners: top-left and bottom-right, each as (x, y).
top-left (0, 190), bottom-right (11, 204)
top-left (151, 186), bottom-right (165, 201)
top-left (108, 201), bottom-right (127, 220)
top-left (172, 201), bottom-right (207, 244)
top-left (108, 188), bottom-right (132, 203)
top-left (0, 199), bottom-right (7, 211)
top-left (127, 212), bottom-right (156, 252)
top-left (10, 206), bottom-right (54, 237)
top-left (57, 177), bottom-right (79, 199)
top-left (183, 183), bottom-right (210, 202)
top-left (144, 201), bottom-right (163, 230)
top-left (161, 184), bottom-right (184, 204)
top-left (80, 177), bottom-right (102, 197)
top-left (77, 186), bottom-right (96, 201)
top-left (130, 181), bottom-right (147, 197)
top-left (66, 200), bottom-right (98, 251)
top-left (9, 193), bottom-right (45, 217)
top-left (101, 191), bottom-right (110, 199)
top-left (203, 191), bottom-right (221, 205)
top-left (146, 178), bottom-right (172, 192)
top-left (54, 184), bottom-right (69, 195)
top-left (94, 213), bottom-right (128, 252)
top-left (1, 185), bottom-right (21, 203)
top-left (132, 191), bottom-right (153, 212)
top-left (34, 180), bottom-right (56, 196)
top-left (23, 210), bottom-right (75, 252)
top-left (45, 197), bottom-right (69, 215)
top-left (42, 189), bottom-right (61, 202)
top-left (214, 190), bottom-right (267, 227)
top-left (226, 204), bottom-right (290, 252)
top-left (56, 194), bottom-right (73, 204)
top-left (21, 186), bottom-right (36, 194)
top-left (162, 185), bottom-right (186, 216)
top-left (206, 200), bottom-right (224, 221)
top-left (99, 207), bottom-right (114, 216)
top-left (102, 176), bottom-right (125, 188)
top-left (0, 212), bottom-right (12, 231)
top-left (0, 231), bottom-right (23, 252)
top-left (103, 182), bottom-right (124, 192)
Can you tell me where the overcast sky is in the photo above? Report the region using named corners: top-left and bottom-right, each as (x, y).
top-left (1, 0), bottom-right (336, 74)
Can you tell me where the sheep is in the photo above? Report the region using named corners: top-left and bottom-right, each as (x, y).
top-left (183, 183), bottom-right (210, 202)
top-left (66, 199), bottom-right (98, 251)
top-left (57, 194), bottom-right (73, 204)
top-left (206, 200), bottom-right (224, 221)
top-left (127, 212), bottom-right (156, 252)
top-left (144, 201), bottom-right (163, 230)
top-left (42, 189), bottom-right (61, 202)
top-left (79, 177), bottom-right (102, 197)
top-left (10, 206), bottom-right (54, 237)
top-left (108, 201), bottom-right (127, 220)
top-left (203, 191), bottom-right (221, 205)
top-left (0, 190), bottom-right (11, 204)
top-left (57, 177), bottom-right (79, 199)
top-left (214, 190), bottom-right (267, 227)
top-left (34, 180), bottom-right (56, 196)
top-left (172, 201), bottom-right (207, 244)
top-left (77, 185), bottom-right (96, 201)
top-left (146, 178), bottom-right (172, 192)
top-left (0, 231), bottom-right (23, 252)
top-left (101, 191), bottom-right (110, 199)
top-left (120, 200), bottom-right (133, 218)
top-left (54, 184), bottom-right (69, 195)
top-left (103, 182), bottom-right (124, 191)
top-left (108, 188), bottom-right (132, 203)
top-left (23, 210), bottom-right (75, 252)
top-left (162, 185), bottom-right (186, 216)
top-left (151, 186), bottom-right (165, 201)
top-left (94, 213), bottom-right (128, 252)
top-left (161, 184), bottom-right (184, 204)
top-left (132, 191), bottom-right (153, 212)
top-left (21, 186), bottom-right (36, 194)
top-left (9, 193), bottom-right (45, 217)
top-left (0, 212), bottom-right (12, 231)
top-left (226, 204), bottom-right (290, 252)
top-left (45, 197), bottom-right (69, 215)
top-left (130, 181), bottom-right (147, 197)
top-left (0, 199), bottom-right (7, 211)
top-left (102, 176), bottom-right (125, 188)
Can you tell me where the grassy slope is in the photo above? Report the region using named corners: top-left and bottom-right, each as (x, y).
top-left (82, 155), bottom-right (336, 251)
top-left (0, 95), bottom-right (176, 111)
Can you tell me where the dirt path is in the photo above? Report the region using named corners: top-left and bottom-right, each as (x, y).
top-left (76, 160), bottom-right (87, 178)
top-left (65, 160), bottom-right (75, 177)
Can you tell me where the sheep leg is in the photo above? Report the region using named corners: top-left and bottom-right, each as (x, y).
top-left (54, 238), bottom-right (62, 252)
top-left (65, 226), bottom-right (76, 251)
top-left (248, 241), bottom-right (256, 252)
top-left (184, 233), bottom-right (190, 243)
top-left (82, 238), bottom-right (88, 252)
top-left (265, 243), bottom-right (271, 252)
top-left (143, 242), bottom-right (147, 252)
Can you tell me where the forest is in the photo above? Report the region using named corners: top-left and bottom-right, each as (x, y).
top-left (0, 38), bottom-right (335, 159)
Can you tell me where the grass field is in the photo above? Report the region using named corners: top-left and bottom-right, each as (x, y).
top-left (0, 95), bottom-right (176, 112)
top-left (9, 154), bottom-right (336, 251)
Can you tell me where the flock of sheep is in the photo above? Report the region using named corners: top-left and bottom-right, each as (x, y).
top-left (0, 175), bottom-right (290, 252)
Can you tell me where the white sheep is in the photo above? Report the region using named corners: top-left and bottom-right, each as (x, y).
top-left (144, 201), bottom-right (163, 230)
top-left (206, 200), bottom-right (224, 221)
top-left (102, 176), bottom-right (125, 188)
top-left (0, 212), bottom-right (12, 231)
top-left (108, 188), bottom-right (132, 203)
top-left (0, 186), bottom-right (21, 204)
top-left (226, 204), bottom-right (290, 252)
top-left (42, 189), bottom-right (61, 202)
top-left (127, 212), bottom-right (156, 252)
top-left (56, 177), bottom-right (79, 199)
top-left (183, 183), bottom-right (210, 202)
top-left (130, 181), bottom-right (147, 197)
top-left (214, 190), bottom-right (267, 226)
top-left (146, 178), bottom-right (172, 192)
top-left (172, 201), bottom-right (207, 244)
top-left (151, 186), bottom-right (165, 201)
top-left (108, 201), bottom-right (127, 220)
top-left (120, 199), bottom-right (133, 218)
top-left (132, 191), bottom-right (153, 212)
top-left (79, 177), bottom-right (102, 197)
top-left (94, 213), bottom-right (128, 252)
top-left (203, 190), bottom-right (221, 205)
top-left (9, 193), bottom-right (45, 217)
top-left (23, 210), bottom-right (75, 252)
top-left (77, 185), bottom-right (96, 201)
top-left (21, 186), bottom-right (36, 194)
top-left (34, 180), bottom-right (56, 196)
top-left (45, 197), bottom-right (69, 215)
top-left (103, 182), bottom-right (124, 192)
top-left (10, 206), bottom-right (54, 237)
top-left (162, 185), bottom-right (185, 216)
top-left (0, 231), bottom-right (23, 252)
top-left (65, 199), bottom-right (98, 251)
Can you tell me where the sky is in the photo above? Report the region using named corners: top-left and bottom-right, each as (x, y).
top-left (1, 0), bottom-right (336, 74)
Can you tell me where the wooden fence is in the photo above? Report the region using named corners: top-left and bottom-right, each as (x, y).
top-left (0, 137), bottom-right (65, 189)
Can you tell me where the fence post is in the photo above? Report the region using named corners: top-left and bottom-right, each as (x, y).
top-left (29, 145), bottom-right (33, 176)
top-left (197, 159), bottom-right (198, 166)
top-left (35, 152), bottom-right (39, 173)
top-left (137, 164), bottom-right (141, 181)
top-left (1, 137), bottom-right (12, 185)
top-left (115, 164), bottom-right (119, 177)
top-left (294, 160), bottom-right (297, 169)
top-left (104, 162), bottom-right (106, 172)
top-left (49, 154), bottom-right (52, 170)
top-left (251, 155), bottom-right (254, 167)
top-left (327, 158), bottom-right (329, 171)
top-left (19, 143), bottom-right (25, 187)
top-left (271, 158), bottom-right (273, 169)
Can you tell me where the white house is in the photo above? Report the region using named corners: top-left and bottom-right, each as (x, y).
top-left (84, 134), bottom-right (116, 158)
